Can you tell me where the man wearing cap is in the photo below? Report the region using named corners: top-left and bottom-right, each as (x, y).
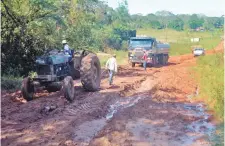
top-left (62, 40), bottom-right (71, 56)
top-left (105, 54), bottom-right (118, 85)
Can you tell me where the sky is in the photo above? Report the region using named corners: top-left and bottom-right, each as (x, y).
top-left (103, 0), bottom-right (224, 17)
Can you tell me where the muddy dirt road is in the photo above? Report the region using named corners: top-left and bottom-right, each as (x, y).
top-left (1, 41), bottom-right (223, 146)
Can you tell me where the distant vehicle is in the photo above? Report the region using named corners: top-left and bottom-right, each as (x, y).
top-left (193, 48), bottom-right (205, 57)
top-left (128, 37), bottom-right (170, 67)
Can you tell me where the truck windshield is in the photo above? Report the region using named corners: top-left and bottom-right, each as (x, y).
top-left (129, 39), bottom-right (153, 48)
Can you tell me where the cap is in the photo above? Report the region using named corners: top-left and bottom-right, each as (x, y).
top-left (62, 40), bottom-right (67, 44)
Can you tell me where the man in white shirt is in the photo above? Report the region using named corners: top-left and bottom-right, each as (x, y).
top-left (62, 40), bottom-right (71, 56)
top-left (105, 54), bottom-right (118, 85)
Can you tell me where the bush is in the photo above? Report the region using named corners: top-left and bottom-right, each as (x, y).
top-left (1, 76), bottom-right (22, 91)
top-left (195, 53), bottom-right (224, 119)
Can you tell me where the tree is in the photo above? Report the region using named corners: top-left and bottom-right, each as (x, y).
top-left (214, 17), bottom-right (224, 28)
top-left (150, 21), bottom-right (161, 29)
top-left (188, 14), bottom-right (204, 29)
top-left (1, 0), bottom-right (58, 76)
top-left (168, 18), bottom-right (184, 31)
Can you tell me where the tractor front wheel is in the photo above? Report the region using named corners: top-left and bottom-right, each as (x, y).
top-left (63, 76), bottom-right (75, 102)
top-left (21, 77), bottom-right (35, 101)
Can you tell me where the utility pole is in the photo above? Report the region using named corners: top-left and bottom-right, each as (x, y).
top-left (165, 23), bottom-right (168, 42)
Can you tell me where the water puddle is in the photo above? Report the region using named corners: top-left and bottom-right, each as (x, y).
top-left (126, 103), bottom-right (215, 146)
top-left (73, 95), bottom-right (145, 145)
top-left (106, 95), bottom-right (144, 120)
top-left (183, 103), bottom-right (215, 136)
top-left (127, 118), bottom-right (183, 146)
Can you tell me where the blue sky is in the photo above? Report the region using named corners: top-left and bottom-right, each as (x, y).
top-left (103, 0), bottom-right (224, 17)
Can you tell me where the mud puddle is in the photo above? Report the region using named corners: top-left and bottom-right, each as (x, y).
top-left (126, 103), bottom-right (215, 146)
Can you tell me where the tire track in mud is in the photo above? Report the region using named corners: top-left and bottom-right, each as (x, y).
top-left (64, 74), bottom-right (148, 117)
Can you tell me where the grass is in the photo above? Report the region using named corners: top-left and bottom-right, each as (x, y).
top-left (211, 123), bottom-right (224, 146)
top-left (194, 53), bottom-right (224, 120)
top-left (192, 53), bottom-right (224, 145)
top-left (97, 50), bottom-right (128, 67)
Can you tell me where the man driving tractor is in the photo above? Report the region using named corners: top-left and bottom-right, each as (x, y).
top-left (62, 40), bottom-right (72, 56)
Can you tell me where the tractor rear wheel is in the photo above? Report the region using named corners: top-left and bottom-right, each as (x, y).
top-left (21, 77), bottom-right (34, 101)
top-left (80, 53), bottom-right (101, 91)
top-left (63, 76), bottom-right (75, 102)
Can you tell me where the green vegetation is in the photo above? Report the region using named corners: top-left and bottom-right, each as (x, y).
top-left (98, 50), bottom-right (128, 67)
top-left (192, 53), bottom-right (224, 145)
top-left (211, 123), bottom-right (224, 146)
top-left (1, 76), bottom-right (22, 91)
top-left (194, 53), bottom-right (224, 119)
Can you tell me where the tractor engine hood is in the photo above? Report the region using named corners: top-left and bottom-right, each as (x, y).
top-left (36, 54), bottom-right (70, 65)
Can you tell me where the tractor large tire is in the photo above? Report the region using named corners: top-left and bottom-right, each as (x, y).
top-left (80, 53), bottom-right (101, 91)
top-left (21, 77), bottom-right (34, 101)
top-left (63, 76), bottom-right (75, 102)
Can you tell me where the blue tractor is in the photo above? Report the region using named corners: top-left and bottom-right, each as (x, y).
top-left (21, 49), bottom-right (101, 102)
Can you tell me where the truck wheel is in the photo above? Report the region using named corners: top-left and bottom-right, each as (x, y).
top-left (63, 76), bottom-right (75, 102)
top-left (132, 62), bottom-right (135, 67)
top-left (80, 53), bottom-right (101, 91)
top-left (158, 55), bottom-right (163, 65)
top-left (165, 55), bottom-right (169, 65)
top-left (21, 77), bottom-right (34, 101)
top-left (152, 56), bottom-right (157, 66)
top-left (163, 55), bottom-right (169, 65)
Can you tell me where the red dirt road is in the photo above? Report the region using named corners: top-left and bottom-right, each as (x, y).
top-left (1, 41), bottom-right (223, 146)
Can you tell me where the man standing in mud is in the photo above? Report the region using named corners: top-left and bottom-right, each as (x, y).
top-left (142, 51), bottom-right (148, 71)
top-left (105, 54), bottom-right (118, 85)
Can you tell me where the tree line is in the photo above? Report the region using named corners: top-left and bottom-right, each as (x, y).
top-left (1, 0), bottom-right (224, 76)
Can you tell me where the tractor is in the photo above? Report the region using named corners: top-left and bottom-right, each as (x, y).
top-left (21, 49), bottom-right (101, 102)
